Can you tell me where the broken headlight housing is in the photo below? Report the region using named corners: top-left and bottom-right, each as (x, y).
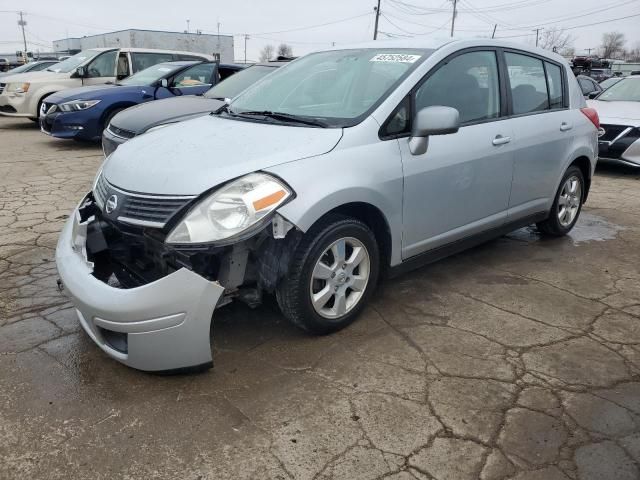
top-left (166, 173), bottom-right (293, 244)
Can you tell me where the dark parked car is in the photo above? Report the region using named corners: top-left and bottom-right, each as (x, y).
top-left (41, 61), bottom-right (242, 141)
top-left (589, 68), bottom-right (613, 82)
top-left (577, 75), bottom-right (603, 99)
top-left (102, 61), bottom-right (287, 156)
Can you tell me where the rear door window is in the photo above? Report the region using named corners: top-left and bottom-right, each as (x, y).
top-left (131, 53), bottom-right (175, 73)
top-left (544, 62), bottom-right (563, 108)
top-left (505, 52), bottom-right (549, 114)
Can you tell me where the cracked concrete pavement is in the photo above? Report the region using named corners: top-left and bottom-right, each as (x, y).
top-left (1, 116), bottom-right (640, 479)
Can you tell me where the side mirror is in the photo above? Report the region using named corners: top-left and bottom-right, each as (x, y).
top-left (409, 106), bottom-right (460, 155)
top-left (75, 66), bottom-right (86, 78)
top-left (160, 78), bottom-right (169, 88)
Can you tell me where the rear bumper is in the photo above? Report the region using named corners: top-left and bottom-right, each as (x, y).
top-left (55, 204), bottom-right (224, 371)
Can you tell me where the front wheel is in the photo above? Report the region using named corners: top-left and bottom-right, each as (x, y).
top-left (276, 215), bottom-right (380, 335)
top-left (537, 165), bottom-right (585, 236)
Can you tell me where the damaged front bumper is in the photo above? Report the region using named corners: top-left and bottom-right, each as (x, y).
top-left (55, 199), bottom-right (225, 372)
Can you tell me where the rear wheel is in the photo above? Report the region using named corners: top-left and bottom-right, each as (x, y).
top-left (537, 165), bottom-right (585, 236)
top-left (276, 215), bottom-right (380, 334)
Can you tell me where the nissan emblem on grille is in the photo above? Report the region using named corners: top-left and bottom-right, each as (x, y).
top-left (105, 195), bottom-right (118, 214)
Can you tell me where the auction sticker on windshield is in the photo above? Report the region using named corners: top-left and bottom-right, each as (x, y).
top-left (370, 54), bottom-right (421, 63)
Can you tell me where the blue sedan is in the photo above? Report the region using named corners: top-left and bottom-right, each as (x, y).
top-left (40, 61), bottom-right (228, 141)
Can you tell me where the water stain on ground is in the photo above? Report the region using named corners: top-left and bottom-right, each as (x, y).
top-left (506, 213), bottom-right (624, 245)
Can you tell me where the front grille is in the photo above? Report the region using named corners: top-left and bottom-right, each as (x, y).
top-left (0, 83), bottom-right (5, 94)
top-left (93, 174), bottom-right (194, 228)
top-left (94, 173), bottom-right (109, 207)
top-left (120, 196), bottom-right (193, 225)
top-left (107, 124), bottom-right (136, 139)
top-left (599, 124), bottom-right (631, 142)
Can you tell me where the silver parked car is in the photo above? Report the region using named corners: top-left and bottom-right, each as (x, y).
top-left (56, 39), bottom-right (599, 372)
top-left (587, 75), bottom-right (640, 167)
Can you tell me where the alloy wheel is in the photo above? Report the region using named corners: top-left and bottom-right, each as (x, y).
top-left (309, 237), bottom-right (370, 319)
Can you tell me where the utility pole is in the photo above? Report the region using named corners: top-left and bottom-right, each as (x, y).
top-left (186, 19), bottom-right (190, 34)
top-left (216, 20), bottom-right (221, 56)
top-left (244, 34), bottom-right (250, 63)
top-left (450, 0), bottom-right (458, 38)
top-left (491, 24), bottom-right (497, 39)
top-left (17, 11), bottom-right (27, 58)
top-left (533, 28), bottom-right (540, 47)
top-left (373, 0), bottom-right (381, 40)
top-left (585, 48), bottom-right (594, 55)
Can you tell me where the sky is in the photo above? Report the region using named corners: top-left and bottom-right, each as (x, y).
top-left (1, 0), bottom-right (639, 61)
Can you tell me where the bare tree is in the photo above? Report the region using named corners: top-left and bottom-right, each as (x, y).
top-left (626, 42), bottom-right (640, 62)
top-left (538, 27), bottom-right (574, 53)
top-left (259, 44), bottom-right (275, 62)
top-left (601, 32), bottom-right (626, 59)
top-left (277, 43), bottom-right (293, 58)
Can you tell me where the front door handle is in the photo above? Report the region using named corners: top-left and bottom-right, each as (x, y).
top-left (560, 122), bottom-right (573, 131)
top-left (492, 135), bottom-right (511, 146)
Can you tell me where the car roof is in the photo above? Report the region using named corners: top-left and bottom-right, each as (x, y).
top-left (155, 61), bottom-right (202, 67)
top-left (85, 47), bottom-right (214, 59)
top-left (322, 37), bottom-right (567, 63)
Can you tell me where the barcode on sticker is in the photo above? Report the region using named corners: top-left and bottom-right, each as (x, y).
top-left (370, 54), bottom-right (421, 63)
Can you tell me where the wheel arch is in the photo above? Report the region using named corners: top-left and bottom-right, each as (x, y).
top-left (99, 102), bottom-right (137, 129)
top-left (569, 155), bottom-right (593, 201)
top-left (278, 181), bottom-right (403, 267)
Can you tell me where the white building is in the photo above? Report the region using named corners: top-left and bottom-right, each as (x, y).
top-left (54, 29), bottom-right (234, 63)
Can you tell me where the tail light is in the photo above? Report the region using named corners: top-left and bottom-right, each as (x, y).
top-left (580, 107), bottom-right (600, 129)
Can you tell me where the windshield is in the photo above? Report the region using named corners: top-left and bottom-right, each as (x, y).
top-left (47, 49), bottom-right (105, 73)
top-left (597, 78), bottom-right (640, 101)
top-left (119, 63), bottom-right (182, 86)
top-left (600, 77), bottom-right (621, 90)
top-left (229, 49), bottom-right (430, 127)
top-left (6, 63), bottom-right (33, 74)
top-left (205, 65), bottom-right (276, 99)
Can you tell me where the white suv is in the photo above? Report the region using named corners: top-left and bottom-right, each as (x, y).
top-left (0, 48), bottom-right (214, 120)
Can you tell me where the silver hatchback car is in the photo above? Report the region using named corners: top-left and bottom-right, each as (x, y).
top-left (56, 38), bottom-right (599, 372)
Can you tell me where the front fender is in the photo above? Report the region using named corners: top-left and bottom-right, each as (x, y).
top-left (265, 132), bottom-right (405, 266)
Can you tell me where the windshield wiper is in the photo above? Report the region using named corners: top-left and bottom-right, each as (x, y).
top-left (235, 110), bottom-right (328, 127)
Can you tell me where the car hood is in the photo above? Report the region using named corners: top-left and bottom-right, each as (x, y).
top-left (110, 96), bottom-right (224, 134)
top-left (588, 100), bottom-right (640, 126)
top-left (103, 114), bottom-right (343, 195)
top-left (47, 84), bottom-right (122, 103)
top-left (0, 70), bottom-right (68, 84)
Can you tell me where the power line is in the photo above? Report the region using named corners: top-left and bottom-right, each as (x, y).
top-left (495, 10), bottom-right (640, 39)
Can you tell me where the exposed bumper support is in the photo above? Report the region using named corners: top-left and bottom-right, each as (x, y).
top-left (55, 208), bottom-right (224, 372)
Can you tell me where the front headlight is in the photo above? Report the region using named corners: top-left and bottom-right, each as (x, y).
top-left (7, 82), bottom-right (29, 93)
top-left (166, 173), bottom-right (293, 244)
top-left (59, 99), bottom-right (101, 112)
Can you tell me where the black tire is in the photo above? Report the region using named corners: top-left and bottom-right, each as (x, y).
top-left (276, 214), bottom-right (380, 335)
top-left (102, 108), bottom-right (124, 134)
top-left (537, 165), bottom-right (585, 236)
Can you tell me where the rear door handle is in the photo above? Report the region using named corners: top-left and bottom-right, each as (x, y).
top-left (492, 135), bottom-right (511, 146)
top-left (560, 122), bottom-right (573, 131)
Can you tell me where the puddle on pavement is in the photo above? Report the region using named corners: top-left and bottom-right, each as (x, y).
top-left (568, 213), bottom-right (625, 244)
top-left (506, 213), bottom-right (624, 245)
